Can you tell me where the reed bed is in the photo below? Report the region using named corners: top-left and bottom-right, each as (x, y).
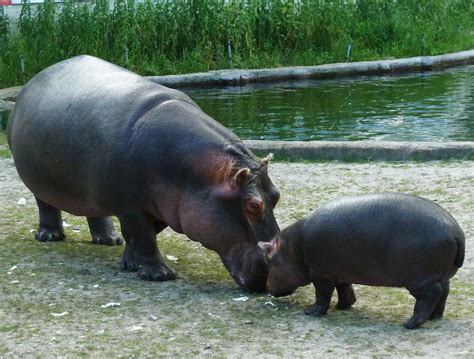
top-left (0, 0), bottom-right (473, 87)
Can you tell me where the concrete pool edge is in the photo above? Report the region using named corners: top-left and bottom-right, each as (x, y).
top-left (147, 49), bottom-right (474, 88)
top-left (244, 140), bottom-right (474, 161)
top-left (1, 50), bottom-right (473, 103)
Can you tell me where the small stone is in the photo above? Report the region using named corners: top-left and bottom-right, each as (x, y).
top-left (51, 311), bottom-right (69, 317)
top-left (17, 198), bottom-right (26, 205)
top-left (149, 314), bottom-right (158, 321)
top-left (128, 325), bottom-right (142, 332)
top-left (78, 269), bottom-right (91, 275)
top-left (204, 344), bottom-right (211, 350)
top-left (244, 320), bottom-right (253, 325)
top-left (101, 302), bottom-right (121, 308)
top-left (233, 296), bottom-right (249, 302)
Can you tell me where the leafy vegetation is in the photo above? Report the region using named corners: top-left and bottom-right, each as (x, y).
top-left (0, 0), bottom-right (473, 86)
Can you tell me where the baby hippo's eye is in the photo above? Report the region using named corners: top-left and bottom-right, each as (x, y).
top-left (246, 197), bottom-right (263, 216)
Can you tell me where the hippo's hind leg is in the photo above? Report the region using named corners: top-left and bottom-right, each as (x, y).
top-left (35, 196), bottom-right (66, 242)
top-left (118, 210), bottom-right (176, 281)
top-left (430, 281), bottom-right (450, 320)
top-left (336, 283), bottom-right (357, 310)
top-left (305, 276), bottom-right (335, 317)
top-left (87, 217), bottom-right (123, 246)
top-left (404, 282), bottom-right (443, 329)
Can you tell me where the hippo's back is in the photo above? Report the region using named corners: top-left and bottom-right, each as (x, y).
top-left (7, 56), bottom-right (204, 215)
top-left (8, 55), bottom-right (194, 152)
top-left (302, 193), bottom-right (464, 288)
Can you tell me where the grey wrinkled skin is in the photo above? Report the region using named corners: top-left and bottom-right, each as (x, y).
top-left (8, 55), bottom-right (280, 292)
top-left (262, 193), bottom-right (465, 328)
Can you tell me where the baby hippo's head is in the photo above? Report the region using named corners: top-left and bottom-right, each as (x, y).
top-left (258, 239), bottom-right (302, 297)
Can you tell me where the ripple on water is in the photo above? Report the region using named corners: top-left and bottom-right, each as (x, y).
top-left (187, 65), bottom-right (474, 141)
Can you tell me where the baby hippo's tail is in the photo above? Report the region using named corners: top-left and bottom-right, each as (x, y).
top-left (454, 230), bottom-right (465, 268)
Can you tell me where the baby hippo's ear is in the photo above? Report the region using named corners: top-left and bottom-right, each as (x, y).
top-left (258, 239), bottom-right (278, 259)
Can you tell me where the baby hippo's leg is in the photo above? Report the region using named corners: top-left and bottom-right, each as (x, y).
top-left (430, 281), bottom-right (450, 320)
top-left (405, 282), bottom-right (443, 329)
top-left (305, 276), bottom-right (335, 317)
top-left (336, 283), bottom-right (357, 310)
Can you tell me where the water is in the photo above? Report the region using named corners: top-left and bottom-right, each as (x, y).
top-left (187, 65), bottom-right (474, 141)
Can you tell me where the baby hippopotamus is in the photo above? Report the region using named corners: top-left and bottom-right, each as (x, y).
top-left (259, 193), bottom-right (465, 329)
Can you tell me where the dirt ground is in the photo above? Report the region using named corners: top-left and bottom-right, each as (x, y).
top-left (1, 154), bottom-right (473, 357)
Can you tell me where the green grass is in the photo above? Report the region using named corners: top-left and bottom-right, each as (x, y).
top-left (0, 132), bottom-right (6, 145)
top-left (0, 131), bottom-right (10, 158)
top-left (1, 0), bottom-right (473, 87)
top-left (1, 215), bottom-right (473, 356)
top-left (1, 160), bottom-right (473, 356)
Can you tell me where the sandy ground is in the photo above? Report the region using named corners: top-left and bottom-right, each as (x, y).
top-left (0, 156), bottom-right (473, 357)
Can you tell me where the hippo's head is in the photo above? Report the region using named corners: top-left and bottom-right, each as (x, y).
top-left (180, 153), bottom-right (280, 292)
top-left (258, 239), bottom-right (304, 297)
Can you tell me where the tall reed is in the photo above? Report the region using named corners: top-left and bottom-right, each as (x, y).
top-left (0, 0), bottom-right (473, 87)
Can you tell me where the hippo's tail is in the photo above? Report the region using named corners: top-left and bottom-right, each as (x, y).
top-left (454, 231), bottom-right (465, 268)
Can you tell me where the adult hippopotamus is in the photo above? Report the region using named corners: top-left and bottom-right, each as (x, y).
top-left (259, 193), bottom-right (465, 328)
top-left (8, 55), bottom-right (280, 292)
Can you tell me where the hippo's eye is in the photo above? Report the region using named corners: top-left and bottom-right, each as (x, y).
top-left (246, 198), bottom-right (263, 217)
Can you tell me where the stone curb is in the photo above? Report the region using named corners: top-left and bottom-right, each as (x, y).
top-left (244, 140), bottom-right (474, 161)
top-left (1, 50), bottom-right (473, 103)
top-left (147, 49), bottom-right (474, 88)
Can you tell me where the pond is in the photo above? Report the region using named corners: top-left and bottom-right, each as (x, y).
top-left (187, 65), bottom-right (474, 141)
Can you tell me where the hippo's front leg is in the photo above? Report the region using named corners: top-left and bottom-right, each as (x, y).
top-left (304, 276), bottom-right (336, 317)
top-left (118, 210), bottom-right (176, 281)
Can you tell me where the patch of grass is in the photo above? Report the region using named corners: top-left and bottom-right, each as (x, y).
top-left (1, 160), bottom-right (473, 356)
top-left (0, 131), bottom-right (6, 145)
top-left (0, 147), bottom-right (10, 158)
top-left (0, 131), bottom-right (10, 158)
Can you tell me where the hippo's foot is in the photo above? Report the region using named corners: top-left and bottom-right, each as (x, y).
top-left (429, 312), bottom-right (443, 320)
top-left (120, 246), bottom-right (139, 272)
top-left (92, 232), bottom-right (123, 246)
top-left (35, 226), bottom-right (66, 242)
top-left (120, 246), bottom-right (176, 281)
top-left (404, 315), bottom-right (426, 329)
top-left (137, 263), bottom-right (176, 282)
top-left (304, 304), bottom-right (328, 317)
top-left (405, 282), bottom-right (444, 329)
top-left (336, 283), bottom-right (356, 310)
top-left (88, 217), bottom-right (123, 246)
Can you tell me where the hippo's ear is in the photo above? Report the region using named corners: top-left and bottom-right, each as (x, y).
top-left (233, 167), bottom-right (250, 187)
top-left (213, 167), bottom-right (250, 199)
top-left (261, 153), bottom-right (274, 167)
top-left (258, 239), bottom-right (278, 259)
